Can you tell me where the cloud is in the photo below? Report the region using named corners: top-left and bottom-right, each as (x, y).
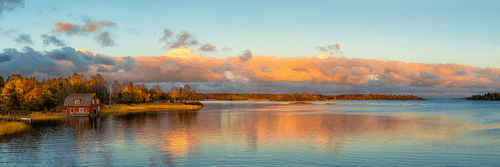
top-left (0, 46), bottom-right (55, 76)
top-left (53, 20), bottom-right (116, 36)
top-left (97, 66), bottom-right (109, 72)
top-left (238, 50), bottom-right (252, 62)
top-left (94, 32), bottom-right (116, 47)
top-left (159, 29), bottom-right (173, 42)
top-left (199, 43), bottom-right (216, 52)
top-left (82, 21), bottom-right (115, 32)
top-left (0, 0), bottom-right (25, 16)
top-left (222, 47), bottom-right (232, 51)
top-left (14, 34), bottom-right (34, 45)
top-left (2, 29), bottom-right (16, 35)
top-left (53, 22), bottom-right (80, 35)
top-left (159, 30), bottom-right (199, 50)
top-left (1, 46), bottom-right (499, 97)
top-left (317, 44), bottom-right (343, 57)
top-left (94, 54), bottom-right (115, 65)
top-left (41, 34), bottom-right (66, 47)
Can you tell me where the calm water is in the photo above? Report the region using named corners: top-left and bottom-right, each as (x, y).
top-left (1, 98), bottom-right (500, 166)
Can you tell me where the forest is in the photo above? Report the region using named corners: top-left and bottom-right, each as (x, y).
top-left (463, 92), bottom-right (500, 101)
top-left (0, 73), bottom-right (425, 116)
top-left (0, 73), bottom-right (199, 116)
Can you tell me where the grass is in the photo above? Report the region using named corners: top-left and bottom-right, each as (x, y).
top-left (101, 102), bottom-right (203, 116)
top-left (0, 112), bottom-right (65, 122)
top-left (0, 121), bottom-right (30, 136)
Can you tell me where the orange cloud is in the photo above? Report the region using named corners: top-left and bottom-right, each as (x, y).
top-left (53, 20), bottom-right (115, 36)
top-left (54, 22), bottom-right (80, 35)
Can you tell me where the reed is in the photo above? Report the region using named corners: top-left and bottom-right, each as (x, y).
top-left (0, 112), bottom-right (65, 122)
top-left (27, 113), bottom-right (65, 121)
top-left (0, 121), bottom-right (30, 136)
top-left (101, 103), bottom-right (203, 116)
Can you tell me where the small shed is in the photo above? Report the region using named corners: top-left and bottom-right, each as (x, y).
top-left (63, 94), bottom-right (102, 115)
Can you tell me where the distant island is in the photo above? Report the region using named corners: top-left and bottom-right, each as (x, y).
top-left (462, 92), bottom-right (500, 101)
top-left (196, 93), bottom-right (425, 101)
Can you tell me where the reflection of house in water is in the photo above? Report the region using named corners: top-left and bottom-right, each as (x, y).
top-left (63, 94), bottom-right (102, 116)
top-left (64, 116), bottom-right (102, 131)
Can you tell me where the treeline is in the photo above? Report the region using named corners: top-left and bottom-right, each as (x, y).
top-left (0, 72), bottom-right (425, 115)
top-left (0, 73), bottom-right (199, 115)
top-left (196, 93), bottom-right (425, 101)
top-left (463, 92), bottom-right (500, 101)
top-left (110, 81), bottom-right (198, 104)
top-left (0, 73), bottom-right (110, 115)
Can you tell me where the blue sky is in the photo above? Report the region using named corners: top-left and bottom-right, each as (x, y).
top-left (1, 0), bottom-right (499, 97)
top-left (1, 0), bottom-right (499, 66)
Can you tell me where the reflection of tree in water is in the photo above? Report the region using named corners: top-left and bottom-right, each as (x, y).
top-left (112, 110), bottom-right (200, 165)
top-left (61, 116), bottom-right (114, 166)
top-left (165, 110), bottom-right (199, 127)
top-left (115, 113), bottom-right (153, 127)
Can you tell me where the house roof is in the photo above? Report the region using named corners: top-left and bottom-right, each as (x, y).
top-left (63, 94), bottom-right (98, 107)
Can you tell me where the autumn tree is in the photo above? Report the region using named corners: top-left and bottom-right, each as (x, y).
top-left (168, 86), bottom-right (180, 102)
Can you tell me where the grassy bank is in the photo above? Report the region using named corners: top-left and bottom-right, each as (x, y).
top-left (0, 121), bottom-right (30, 136)
top-left (0, 112), bottom-right (65, 122)
top-left (101, 102), bottom-right (203, 116)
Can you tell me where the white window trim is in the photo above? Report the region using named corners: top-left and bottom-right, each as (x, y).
top-left (70, 108), bottom-right (74, 113)
top-left (97, 99), bottom-right (99, 104)
top-left (92, 99), bottom-right (94, 104)
top-left (75, 100), bottom-right (80, 105)
top-left (98, 106), bottom-right (100, 112)
top-left (79, 108), bottom-right (84, 112)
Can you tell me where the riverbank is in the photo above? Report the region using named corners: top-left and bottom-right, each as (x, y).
top-left (0, 121), bottom-right (30, 136)
top-left (101, 102), bottom-right (203, 116)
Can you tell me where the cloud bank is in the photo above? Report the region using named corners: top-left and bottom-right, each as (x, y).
top-left (0, 47), bottom-right (498, 97)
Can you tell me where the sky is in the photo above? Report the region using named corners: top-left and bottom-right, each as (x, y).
top-left (0, 0), bottom-right (499, 98)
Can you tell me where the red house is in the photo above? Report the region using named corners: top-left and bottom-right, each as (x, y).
top-left (63, 94), bottom-right (101, 115)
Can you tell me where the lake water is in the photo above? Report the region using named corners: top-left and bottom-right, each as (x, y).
top-left (1, 98), bottom-right (500, 166)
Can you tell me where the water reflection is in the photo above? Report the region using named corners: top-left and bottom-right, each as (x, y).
top-left (1, 101), bottom-right (499, 166)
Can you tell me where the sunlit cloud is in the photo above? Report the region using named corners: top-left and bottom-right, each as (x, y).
top-left (316, 44), bottom-right (344, 57)
top-left (53, 20), bottom-right (116, 36)
top-left (1, 46), bottom-right (499, 97)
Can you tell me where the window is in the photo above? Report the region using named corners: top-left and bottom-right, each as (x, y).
top-left (74, 100), bottom-right (80, 104)
top-left (98, 106), bottom-right (100, 111)
top-left (79, 108), bottom-right (84, 112)
top-left (92, 100), bottom-right (94, 104)
top-left (70, 108), bottom-right (74, 113)
top-left (97, 99), bottom-right (99, 104)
